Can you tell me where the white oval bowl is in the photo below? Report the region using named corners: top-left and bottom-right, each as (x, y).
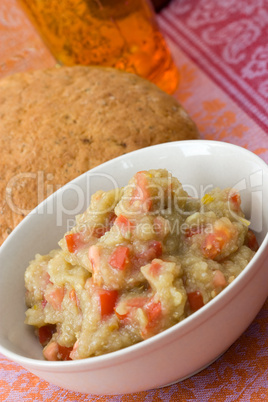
top-left (0, 140), bottom-right (267, 395)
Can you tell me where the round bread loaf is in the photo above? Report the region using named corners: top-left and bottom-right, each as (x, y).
top-left (0, 66), bottom-right (199, 244)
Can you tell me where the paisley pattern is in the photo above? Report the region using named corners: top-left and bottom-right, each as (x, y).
top-left (170, 45), bottom-right (268, 161)
top-left (202, 20), bottom-right (261, 65)
top-left (242, 45), bottom-right (268, 80)
top-left (0, 0), bottom-right (267, 400)
top-left (159, 0), bottom-right (268, 131)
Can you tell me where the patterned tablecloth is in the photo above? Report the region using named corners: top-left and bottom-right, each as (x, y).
top-left (0, 0), bottom-right (267, 400)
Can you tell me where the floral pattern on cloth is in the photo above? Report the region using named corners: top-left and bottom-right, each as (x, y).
top-left (0, 0), bottom-right (267, 400)
top-left (170, 44), bottom-right (268, 163)
top-left (159, 0), bottom-right (268, 132)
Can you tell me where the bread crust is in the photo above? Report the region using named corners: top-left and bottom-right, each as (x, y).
top-left (0, 66), bottom-right (199, 244)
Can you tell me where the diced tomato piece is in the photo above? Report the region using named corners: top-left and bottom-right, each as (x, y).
top-left (142, 299), bottom-right (162, 337)
top-left (229, 191), bottom-right (241, 211)
top-left (97, 289), bottom-right (118, 318)
top-left (202, 227), bottom-right (230, 259)
top-left (43, 341), bottom-right (73, 361)
top-left (109, 246), bottom-right (130, 270)
top-left (149, 240), bottom-right (163, 258)
top-left (115, 215), bottom-right (134, 237)
top-left (145, 300), bottom-right (162, 327)
top-left (38, 325), bottom-right (56, 346)
top-left (130, 171), bottom-right (152, 212)
top-left (187, 291), bottom-right (204, 312)
top-left (43, 341), bottom-right (58, 361)
top-left (144, 240), bottom-right (162, 260)
top-left (89, 246), bottom-right (102, 285)
top-left (65, 232), bottom-right (84, 253)
top-left (69, 340), bottom-right (79, 360)
top-left (45, 287), bottom-right (65, 311)
top-left (88, 245), bottom-right (100, 272)
top-left (149, 260), bottom-right (162, 276)
top-left (115, 215), bottom-right (129, 227)
top-left (213, 270), bottom-right (227, 288)
top-left (57, 345), bottom-right (73, 361)
top-left (245, 229), bottom-right (259, 252)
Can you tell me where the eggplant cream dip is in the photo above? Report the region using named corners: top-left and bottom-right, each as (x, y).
top-left (25, 169), bottom-right (258, 361)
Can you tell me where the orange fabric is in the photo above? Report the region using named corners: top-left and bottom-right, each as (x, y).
top-left (0, 0), bottom-right (267, 400)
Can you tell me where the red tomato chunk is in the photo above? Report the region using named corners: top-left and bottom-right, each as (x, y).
top-left (202, 228), bottom-right (230, 259)
top-left (97, 289), bottom-right (118, 318)
top-left (65, 233), bottom-right (84, 253)
top-left (38, 325), bottom-right (56, 346)
top-left (45, 287), bottom-right (65, 311)
top-left (57, 345), bottom-right (73, 361)
top-left (149, 260), bottom-right (162, 276)
top-left (229, 192), bottom-right (241, 210)
top-left (245, 229), bottom-right (259, 252)
top-left (43, 342), bottom-right (73, 361)
top-left (187, 291), bottom-right (204, 312)
top-left (142, 300), bottom-right (162, 338)
top-left (109, 246), bottom-right (130, 270)
top-left (130, 171), bottom-right (152, 212)
top-left (115, 215), bottom-right (134, 237)
top-left (145, 300), bottom-right (162, 327)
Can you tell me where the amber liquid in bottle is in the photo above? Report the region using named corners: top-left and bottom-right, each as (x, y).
top-left (18, 0), bottom-right (179, 94)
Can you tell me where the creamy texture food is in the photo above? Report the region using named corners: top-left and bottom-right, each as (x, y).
top-left (25, 170), bottom-right (258, 361)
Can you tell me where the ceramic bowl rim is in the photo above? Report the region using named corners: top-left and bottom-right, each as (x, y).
top-left (0, 139), bottom-right (267, 371)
